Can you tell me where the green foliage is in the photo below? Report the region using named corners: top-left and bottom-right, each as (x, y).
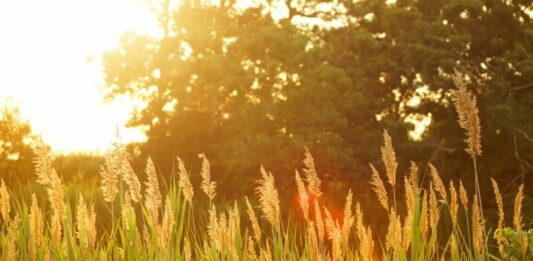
top-left (101, 0), bottom-right (533, 240)
top-left (53, 153), bottom-right (103, 184)
top-left (0, 145), bottom-right (531, 260)
top-left (0, 102), bottom-right (37, 183)
top-left (495, 227), bottom-right (533, 260)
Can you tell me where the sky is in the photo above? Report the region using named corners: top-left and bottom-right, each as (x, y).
top-left (0, 0), bottom-right (162, 153)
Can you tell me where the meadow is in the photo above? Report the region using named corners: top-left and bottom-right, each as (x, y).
top-left (0, 73), bottom-right (531, 261)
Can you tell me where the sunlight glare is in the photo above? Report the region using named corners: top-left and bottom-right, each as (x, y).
top-left (0, 0), bottom-right (162, 153)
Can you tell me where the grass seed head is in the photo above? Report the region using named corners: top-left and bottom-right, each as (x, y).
top-left (381, 130), bottom-right (397, 187)
top-left (255, 166), bottom-right (280, 231)
top-left (29, 194), bottom-right (43, 260)
top-left (303, 147), bottom-right (322, 198)
top-left (144, 156), bottom-right (161, 224)
top-left (429, 163), bottom-right (447, 202)
top-left (314, 200), bottom-right (325, 242)
top-left (369, 164), bottom-right (389, 211)
top-left (100, 148), bottom-right (120, 203)
top-left (513, 185), bottom-right (524, 232)
top-left (342, 190), bottom-right (354, 245)
top-left (158, 195), bottom-right (175, 251)
top-left (472, 195), bottom-right (484, 256)
top-left (177, 157), bottom-right (194, 206)
top-left (295, 170), bottom-right (309, 220)
top-left (0, 179), bottom-right (10, 223)
top-left (449, 181), bottom-right (458, 227)
top-left (451, 70), bottom-right (482, 157)
top-left (199, 153), bottom-right (216, 201)
top-left (459, 180), bottom-right (469, 212)
top-left (121, 155), bottom-right (142, 202)
top-left (429, 184), bottom-right (439, 232)
top-left (245, 197), bottom-right (261, 242)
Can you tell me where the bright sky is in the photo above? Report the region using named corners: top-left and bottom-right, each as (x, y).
top-left (0, 0), bottom-right (162, 153)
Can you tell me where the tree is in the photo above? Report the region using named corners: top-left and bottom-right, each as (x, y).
top-left (103, 1), bottom-right (332, 195)
top-left (102, 0), bottom-right (533, 202)
top-left (334, 0), bottom-right (533, 190)
top-left (0, 102), bottom-right (37, 183)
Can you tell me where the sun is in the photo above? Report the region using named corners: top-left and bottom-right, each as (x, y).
top-left (0, 0), bottom-right (162, 153)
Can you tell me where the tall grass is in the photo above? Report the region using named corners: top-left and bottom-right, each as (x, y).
top-left (0, 72), bottom-right (532, 260)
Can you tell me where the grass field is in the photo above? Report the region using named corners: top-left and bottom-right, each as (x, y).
top-left (0, 76), bottom-right (531, 260)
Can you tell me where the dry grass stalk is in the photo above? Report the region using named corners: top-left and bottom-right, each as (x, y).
top-left (420, 190), bottom-right (429, 240)
top-left (512, 185), bottom-right (529, 256)
top-left (207, 204), bottom-right (239, 255)
top-left (513, 185), bottom-right (524, 233)
top-left (429, 184), bottom-right (439, 232)
top-left (355, 203), bottom-right (363, 239)
top-left (324, 207), bottom-right (342, 261)
top-left (306, 221), bottom-right (320, 261)
top-left (245, 197), bottom-right (261, 242)
top-left (244, 234), bottom-right (257, 260)
top-left (6, 216), bottom-right (19, 261)
top-left (29, 194), bottom-right (43, 261)
top-left (355, 202), bottom-right (364, 246)
top-left (0, 179), bottom-right (10, 223)
top-left (34, 146), bottom-right (66, 245)
top-left (121, 194), bottom-right (135, 231)
top-left (429, 163), bottom-right (447, 202)
top-left (33, 143), bottom-right (54, 185)
top-left (207, 205), bottom-right (219, 251)
top-left (33, 145), bottom-right (66, 221)
top-left (100, 148), bottom-right (121, 203)
top-left (409, 161), bottom-right (418, 191)
top-left (385, 208), bottom-right (401, 253)
top-left (228, 203), bottom-right (241, 260)
top-left (361, 226), bottom-right (375, 261)
top-left (314, 200), bottom-right (325, 242)
top-left (369, 164), bottom-right (389, 211)
top-left (355, 203), bottom-right (375, 261)
top-left (459, 180), bottom-right (468, 212)
top-left (89, 204), bottom-right (98, 249)
top-left (76, 195), bottom-right (97, 252)
top-left (144, 156), bottom-right (161, 225)
top-left (451, 70), bottom-right (482, 157)
top-left (381, 130), bottom-right (398, 188)
top-left (341, 190), bottom-right (354, 247)
top-left (177, 157), bottom-right (194, 206)
top-left (491, 178), bottom-right (506, 254)
top-left (76, 195), bottom-right (89, 250)
top-left (452, 71), bottom-right (487, 252)
top-left (450, 233), bottom-right (457, 257)
top-left (402, 178), bottom-right (414, 252)
top-left (449, 181), bottom-right (458, 227)
top-left (158, 195), bottom-right (175, 251)
top-left (51, 212), bottom-right (62, 244)
top-left (402, 215), bottom-right (412, 253)
top-left (404, 177), bottom-right (414, 219)
top-left (295, 170), bottom-right (309, 220)
top-left (48, 173), bottom-right (66, 221)
top-left (303, 147), bottom-right (322, 198)
top-left (121, 155), bottom-right (142, 202)
top-left (199, 154), bottom-right (216, 202)
top-left (184, 238), bottom-right (192, 261)
top-left (491, 179), bottom-right (504, 231)
top-left (472, 195), bottom-right (484, 256)
top-left (255, 166), bottom-right (280, 231)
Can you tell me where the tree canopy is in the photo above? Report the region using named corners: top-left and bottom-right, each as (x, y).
top-left (0, 102), bottom-right (37, 183)
top-left (102, 0), bottom-right (533, 200)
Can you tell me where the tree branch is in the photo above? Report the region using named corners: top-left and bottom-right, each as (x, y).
top-left (509, 81), bottom-right (533, 93)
